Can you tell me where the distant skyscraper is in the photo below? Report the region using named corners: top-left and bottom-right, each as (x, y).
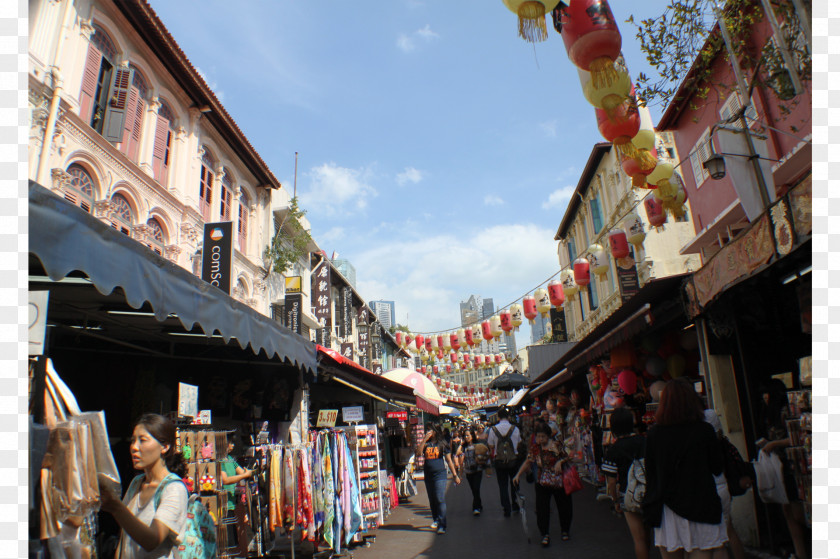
top-left (482, 298), bottom-right (495, 320)
top-left (333, 259), bottom-right (357, 288)
top-left (530, 315), bottom-right (550, 344)
top-left (370, 300), bottom-right (396, 329)
top-left (460, 294), bottom-right (484, 327)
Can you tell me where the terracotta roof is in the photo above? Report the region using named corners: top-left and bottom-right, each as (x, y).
top-left (114, 0), bottom-right (282, 190)
top-left (554, 142), bottom-right (612, 241)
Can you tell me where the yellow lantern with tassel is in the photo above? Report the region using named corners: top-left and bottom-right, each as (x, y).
top-left (502, 0), bottom-right (564, 43)
top-left (587, 244), bottom-right (610, 278)
top-left (624, 215), bottom-right (646, 250)
top-left (510, 303), bottom-right (524, 331)
top-left (490, 315), bottom-right (504, 340)
top-left (578, 58), bottom-right (632, 113)
top-left (535, 287), bottom-right (551, 318)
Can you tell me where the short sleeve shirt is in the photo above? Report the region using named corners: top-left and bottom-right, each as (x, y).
top-left (602, 434), bottom-right (646, 493)
top-left (487, 421), bottom-right (521, 453)
top-left (220, 455), bottom-right (242, 510)
top-left (119, 480), bottom-right (189, 559)
top-left (423, 439), bottom-right (451, 473)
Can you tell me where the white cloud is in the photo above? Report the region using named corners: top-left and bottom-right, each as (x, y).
top-left (195, 66), bottom-right (225, 102)
top-left (396, 167), bottom-right (423, 186)
top-left (299, 163), bottom-right (377, 216)
top-left (484, 194), bottom-right (504, 206)
top-left (541, 185), bottom-right (576, 211)
top-left (351, 222), bottom-right (558, 335)
top-left (539, 120), bottom-right (558, 138)
top-left (396, 24), bottom-right (439, 53)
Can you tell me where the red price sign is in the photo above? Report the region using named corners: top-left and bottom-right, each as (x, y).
top-left (386, 411), bottom-right (408, 420)
top-left (317, 409), bottom-right (338, 427)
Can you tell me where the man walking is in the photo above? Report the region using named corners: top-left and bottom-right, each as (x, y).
top-left (487, 408), bottom-right (521, 517)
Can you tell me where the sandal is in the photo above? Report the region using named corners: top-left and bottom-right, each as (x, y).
top-left (561, 532), bottom-right (570, 541)
top-left (541, 535), bottom-right (550, 547)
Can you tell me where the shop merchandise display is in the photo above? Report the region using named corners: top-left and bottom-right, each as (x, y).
top-left (784, 388), bottom-right (811, 525)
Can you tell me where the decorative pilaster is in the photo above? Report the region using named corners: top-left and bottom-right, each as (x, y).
top-left (50, 168), bottom-right (71, 193)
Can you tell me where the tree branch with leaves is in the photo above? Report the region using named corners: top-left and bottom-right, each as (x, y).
top-left (263, 196), bottom-right (313, 276)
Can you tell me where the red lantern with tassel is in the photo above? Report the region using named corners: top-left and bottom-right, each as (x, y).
top-left (414, 335), bottom-right (424, 353)
top-left (622, 148), bottom-right (658, 188)
top-left (608, 229), bottom-right (630, 259)
top-left (573, 257), bottom-right (591, 286)
top-left (465, 328), bottom-right (475, 347)
top-left (425, 337), bottom-right (432, 353)
top-left (596, 94), bottom-right (641, 161)
top-left (395, 332), bottom-right (403, 347)
top-left (446, 364), bottom-right (452, 373)
top-left (500, 310), bottom-right (513, 335)
top-left (450, 352), bottom-right (458, 363)
top-left (481, 320), bottom-right (493, 341)
top-left (644, 196), bottom-right (666, 228)
top-left (558, 0), bottom-right (622, 89)
top-left (450, 333), bottom-right (461, 352)
top-left (548, 279), bottom-right (565, 308)
top-left (523, 296), bottom-right (538, 324)
top-left (433, 365), bottom-right (439, 375)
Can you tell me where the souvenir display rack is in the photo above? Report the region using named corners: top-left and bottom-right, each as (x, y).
top-left (785, 388), bottom-right (811, 526)
top-left (342, 424), bottom-right (385, 532)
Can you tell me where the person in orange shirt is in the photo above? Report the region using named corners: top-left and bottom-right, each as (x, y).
top-left (416, 424), bottom-right (460, 534)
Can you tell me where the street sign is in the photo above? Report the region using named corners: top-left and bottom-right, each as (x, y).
top-left (386, 411), bottom-right (408, 421)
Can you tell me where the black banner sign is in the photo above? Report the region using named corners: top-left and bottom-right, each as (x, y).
top-left (340, 342), bottom-right (354, 361)
top-left (285, 293), bottom-right (302, 334)
top-left (311, 260), bottom-right (331, 322)
top-left (201, 222), bottom-right (233, 294)
top-left (549, 307), bottom-right (568, 343)
top-left (339, 286), bottom-right (353, 338)
top-left (371, 362), bottom-right (383, 375)
top-left (358, 324), bottom-right (369, 359)
top-left (316, 318), bottom-right (331, 347)
top-left (617, 259), bottom-right (641, 303)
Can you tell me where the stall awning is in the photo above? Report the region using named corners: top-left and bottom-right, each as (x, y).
top-left (563, 305), bottom-right (653, 373)
top-left (29, 182), bottom-right (316, 374)
top-left (530, 369), bottom-right (571, 398)
top-left (506, 387), bottom-right (531, 408)
top-left (315, 345), bottom-right (416, 405)
top-left (415, 393), bottom-right (441, 416)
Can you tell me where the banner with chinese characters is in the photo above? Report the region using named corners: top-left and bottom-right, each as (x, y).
top-left (339, 286), bottom-right (353, 338)
top-left (549, 307), bottom-right (568, 342)
top-left (316, 319), bottom-right (331, 347)
top-left (340, 342), bottom-right (354, 361)
top-left (311, 260), bottom-right (331, 322)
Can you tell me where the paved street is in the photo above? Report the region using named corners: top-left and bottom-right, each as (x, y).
top-left (346, 473), bottom-right (649, 559)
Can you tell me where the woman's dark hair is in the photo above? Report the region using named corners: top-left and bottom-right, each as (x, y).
top-left (610, 407), bottom-right (635, 436)
top-left (464, 426), bottom-right (478, 443)
top-left (134, 413), bottom-right (186, 477)
top-left (533, 422), bottom-right (553, 438)
top-left (655, 380), bottom-right (704, 426)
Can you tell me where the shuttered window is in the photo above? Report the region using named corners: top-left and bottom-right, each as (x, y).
top-left (120, 68), bottom-right (147, 161)
top-left (152, 102), bottom-right (174, 186)
top-left (220, 173), bottom-right (233, 220)
top-left (110, 193), bottom-right (132, 235)
top-left (65, 164), bottom-right (94, 213)
top-left (146, 218), bottom-right (165, 255)
top-left (101, 67), bottom-right (133, 143)
top-left (689, 129), bottom-right (712, 189)
top-left (199, 151), bottom-right (215, 221)
top-left (719, 90), bottom-right (758, 128)
top-left (238, 192), bottom-right (249, 253)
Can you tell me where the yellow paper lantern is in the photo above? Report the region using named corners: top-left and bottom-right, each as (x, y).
top-left (457, 328), bottom-right (467, 348)
top-left (490, 315), bottom-right (504, 340)
top-left (624, 215), bottom-right (646, 249)
top-left (509, 303), bottom-right (524, 331)
top-left (501, 0), bottom-right (563, 43)
top-left (587, 244), bottom-right (609, 278)
top-left (579, 63), bottom-right (632, 112)
top-left (561, 268), bottom-right (579, 297)
top-left (535, 287), bottom-right (551, 318)
top-left (647, 162), bottom-right (674, 186)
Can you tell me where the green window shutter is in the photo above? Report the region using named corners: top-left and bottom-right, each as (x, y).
top-left (102, 68), bottom-right (134, 143)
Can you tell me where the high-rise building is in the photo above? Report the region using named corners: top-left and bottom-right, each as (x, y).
top-left (460, 294), bottom-right (484, 327)
top-left (370, 300), bottom-right (396, 329)
top-left (482, 298), bottom-right (495, 320)
top-left (333, 259), bottom-right (357, 289)
top-left (530, 315), bottom-right (550, 344)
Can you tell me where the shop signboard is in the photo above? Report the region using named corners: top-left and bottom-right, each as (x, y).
top-left (191, 410), bottom-right (212, 425)
top-left (178, 382), bottom-right (199, 419)
top-left (617, 258), bottom-right (641, 303)
top-left (284, 275), bottom-right (302, 294)
top-left (358, 324), bottom-right (370, 358)
top-left (317, 409), bottom-right (339, 427)
top-left (339, 286), bottom-right (353, 337)
top-left (316, 319), bottom-right (331, 347)
top-left (342, 406), bottom-right (364, 423)
top-left (311, 261), bottom-right (331, 322)
top-left (285, 293), bottom-right (302, 334)
top-left (340, 343), bottom-right (354, 361)
top-left (371, 362), bottom-right (383, 375)
top-left (29, 290), bottom-right (49, 356)
top-left (201, 222), bottom-right (233, 294)
top-left (549, 307), bottom-right (568, 343)
top-left (386, 411), bottom-right (408, 420)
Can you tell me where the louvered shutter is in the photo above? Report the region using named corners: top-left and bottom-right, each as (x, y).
top-left (119, 86), bottom-right (139, 155)
top-left (152, 114), bottom-right (169, 184)
top-left (102, 67), bottom-right (133, 143)
top-left (79, 45), bottom-right (102, 123)
top-left (127, 98), bottom-right (145, 161)
top-left (238, 203), bottom-right (248, 253)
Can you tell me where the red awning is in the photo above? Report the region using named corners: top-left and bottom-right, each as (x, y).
top-left (415, 393), bottom-right (440, 416)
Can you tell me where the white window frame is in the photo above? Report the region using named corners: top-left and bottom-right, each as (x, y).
top-left (719, 89), bottom-right (758, 128)
top-left (689, 127), bottom-right (712, 189)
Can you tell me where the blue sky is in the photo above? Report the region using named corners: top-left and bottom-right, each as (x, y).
top-left (149, 0), bottom-right (676, 347)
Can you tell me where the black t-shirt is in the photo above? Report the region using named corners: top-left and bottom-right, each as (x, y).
top-left (602, 434), bottom-right (646, 493)
top-left (423, 439), bottom-right (451, 472)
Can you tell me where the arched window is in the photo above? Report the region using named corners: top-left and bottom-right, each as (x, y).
top-left (199, 150), bottom-right (215, 221)
top-left (80, 25), bottom-right (132, 143)
top-left (110, 193), bottom-right (133, 235)
top-left (119, 65), bottom-right (149, 161)
top-left (238, 190), bottom-right (249, 253)
top-left (152, 101), bottom-right (175, 186)
top-left (65, 163), bottom-right (95, 212)
top-left (146, 217), bottom-right (166, 255)
top-left (220, 171), bottom-right (233, 221)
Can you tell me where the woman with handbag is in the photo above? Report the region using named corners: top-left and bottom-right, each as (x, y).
top-left (97, 413), bottom-right (189, 559)
top-left (513, 422), bottom-right (573, 547)
top-left (643, 380), bottom-right (727, 559)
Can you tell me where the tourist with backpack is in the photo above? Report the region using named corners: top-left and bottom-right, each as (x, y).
top-left (602, 407), bottom-right (650, 559)
top-left (460, 426), bottom-right (488, 516)
top-left (487, 408), bottom-right (522, 517)
top-left (98, 414), bottom-right (190, 559)
top-left (643, 380), bottom-right (727, 559)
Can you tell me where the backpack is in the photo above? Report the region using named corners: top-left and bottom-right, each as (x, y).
top-left (492, 426), bottom-right (517, 468)
top-left (473, 442), bottom-right (490, 467)
top-left (623, 457), bottom-right (647, 513)
top-left (125, 473), bottom-right (217, 559)
top-left (721, 436), bottom-right (752, 497)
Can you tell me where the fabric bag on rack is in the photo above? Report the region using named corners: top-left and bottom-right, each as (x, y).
top-left (562, 463), bottom-right (584, 494)
top-left (754, 449), bottom-right (788, 504)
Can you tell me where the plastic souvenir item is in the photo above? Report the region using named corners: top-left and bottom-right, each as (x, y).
top-left (182, 443), bottom-right (192, 461)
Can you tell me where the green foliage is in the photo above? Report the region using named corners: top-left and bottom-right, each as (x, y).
top-left (389, 324), bottom-right (411, 335)
top-left (629, 0), bottom-right (810, 111)
top-left (263, 196), bottom-right (312, 276)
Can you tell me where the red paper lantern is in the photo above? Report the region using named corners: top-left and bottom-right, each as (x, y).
top-left (596, 97), bottom-right (640, 145)
top-left (425, 337), bottom-right (432, 353)
top-left (481, 320), bottom-right (493, 341)
top-left (644, 196), bottom-right (666, 227)
top-left (573, 257), bottom-right (591, 286)
top-left (405, 334), bottom-right (413, 348)
top-left (436, 335), bottom-right (445, 351)
top-left (435, 377), bottom-right (442, 386)
top-left (437, 350), bottom-right (444, 360)
top-left (446, 364), bottom-right (452, 373)
top-left (622, 148), bottom-right (658, 187)
top-left (523, 296), bottom-right (538, 324)
top-left (608, 229), bottom-right (630, 259)
top-left (433, 365), bottom-right (439, 374)
top-left (445, 380), bottom-right (451, 389)
top-left (618, 369), bottom-right (637, 395)
top-left (495, 354), bottom-right (503, 364)
top-left (548, 280), bottom-right (565, 308)
top-left (465, 328), bottom-right (475, 347)
top-left (395, 332), bottom-right (403, 347)
top-left (450, 333), bottom-right (461, 352)
top-left (559, 0), bottom-right (622, 88)
top-left (414, 335), bottom-right (424, 353)
top-left (500, 310), bottom-right (513, 335)
top-left (450, 352), bottom-right (457, 363)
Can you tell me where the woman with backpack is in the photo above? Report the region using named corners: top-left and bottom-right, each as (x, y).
top-left (602, 407), bottom-right (650, 559)
top-left (460, 426), bottom-right (487, 516)
top-left (643, 380), bottom-right (727, 559)
top-left (512, 422), bottom-right (573, 547)
top-left (98, 413), bottom-right (189, 559)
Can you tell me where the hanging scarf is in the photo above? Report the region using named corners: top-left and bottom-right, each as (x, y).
top-left (311, 434), bottom-right (325, 535)
top-left (283, 446), bottom-right (296, 530)
top-left (331, 434), bottom-right (344, 553)
top-left (322, 435), bottom-right (336, 550)
top-left (342, 435), bottom-right (362, 543)
top-left (269, 447), bottom-right (282, 533)
top-left (296, 448), bottom-right (315, 540)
